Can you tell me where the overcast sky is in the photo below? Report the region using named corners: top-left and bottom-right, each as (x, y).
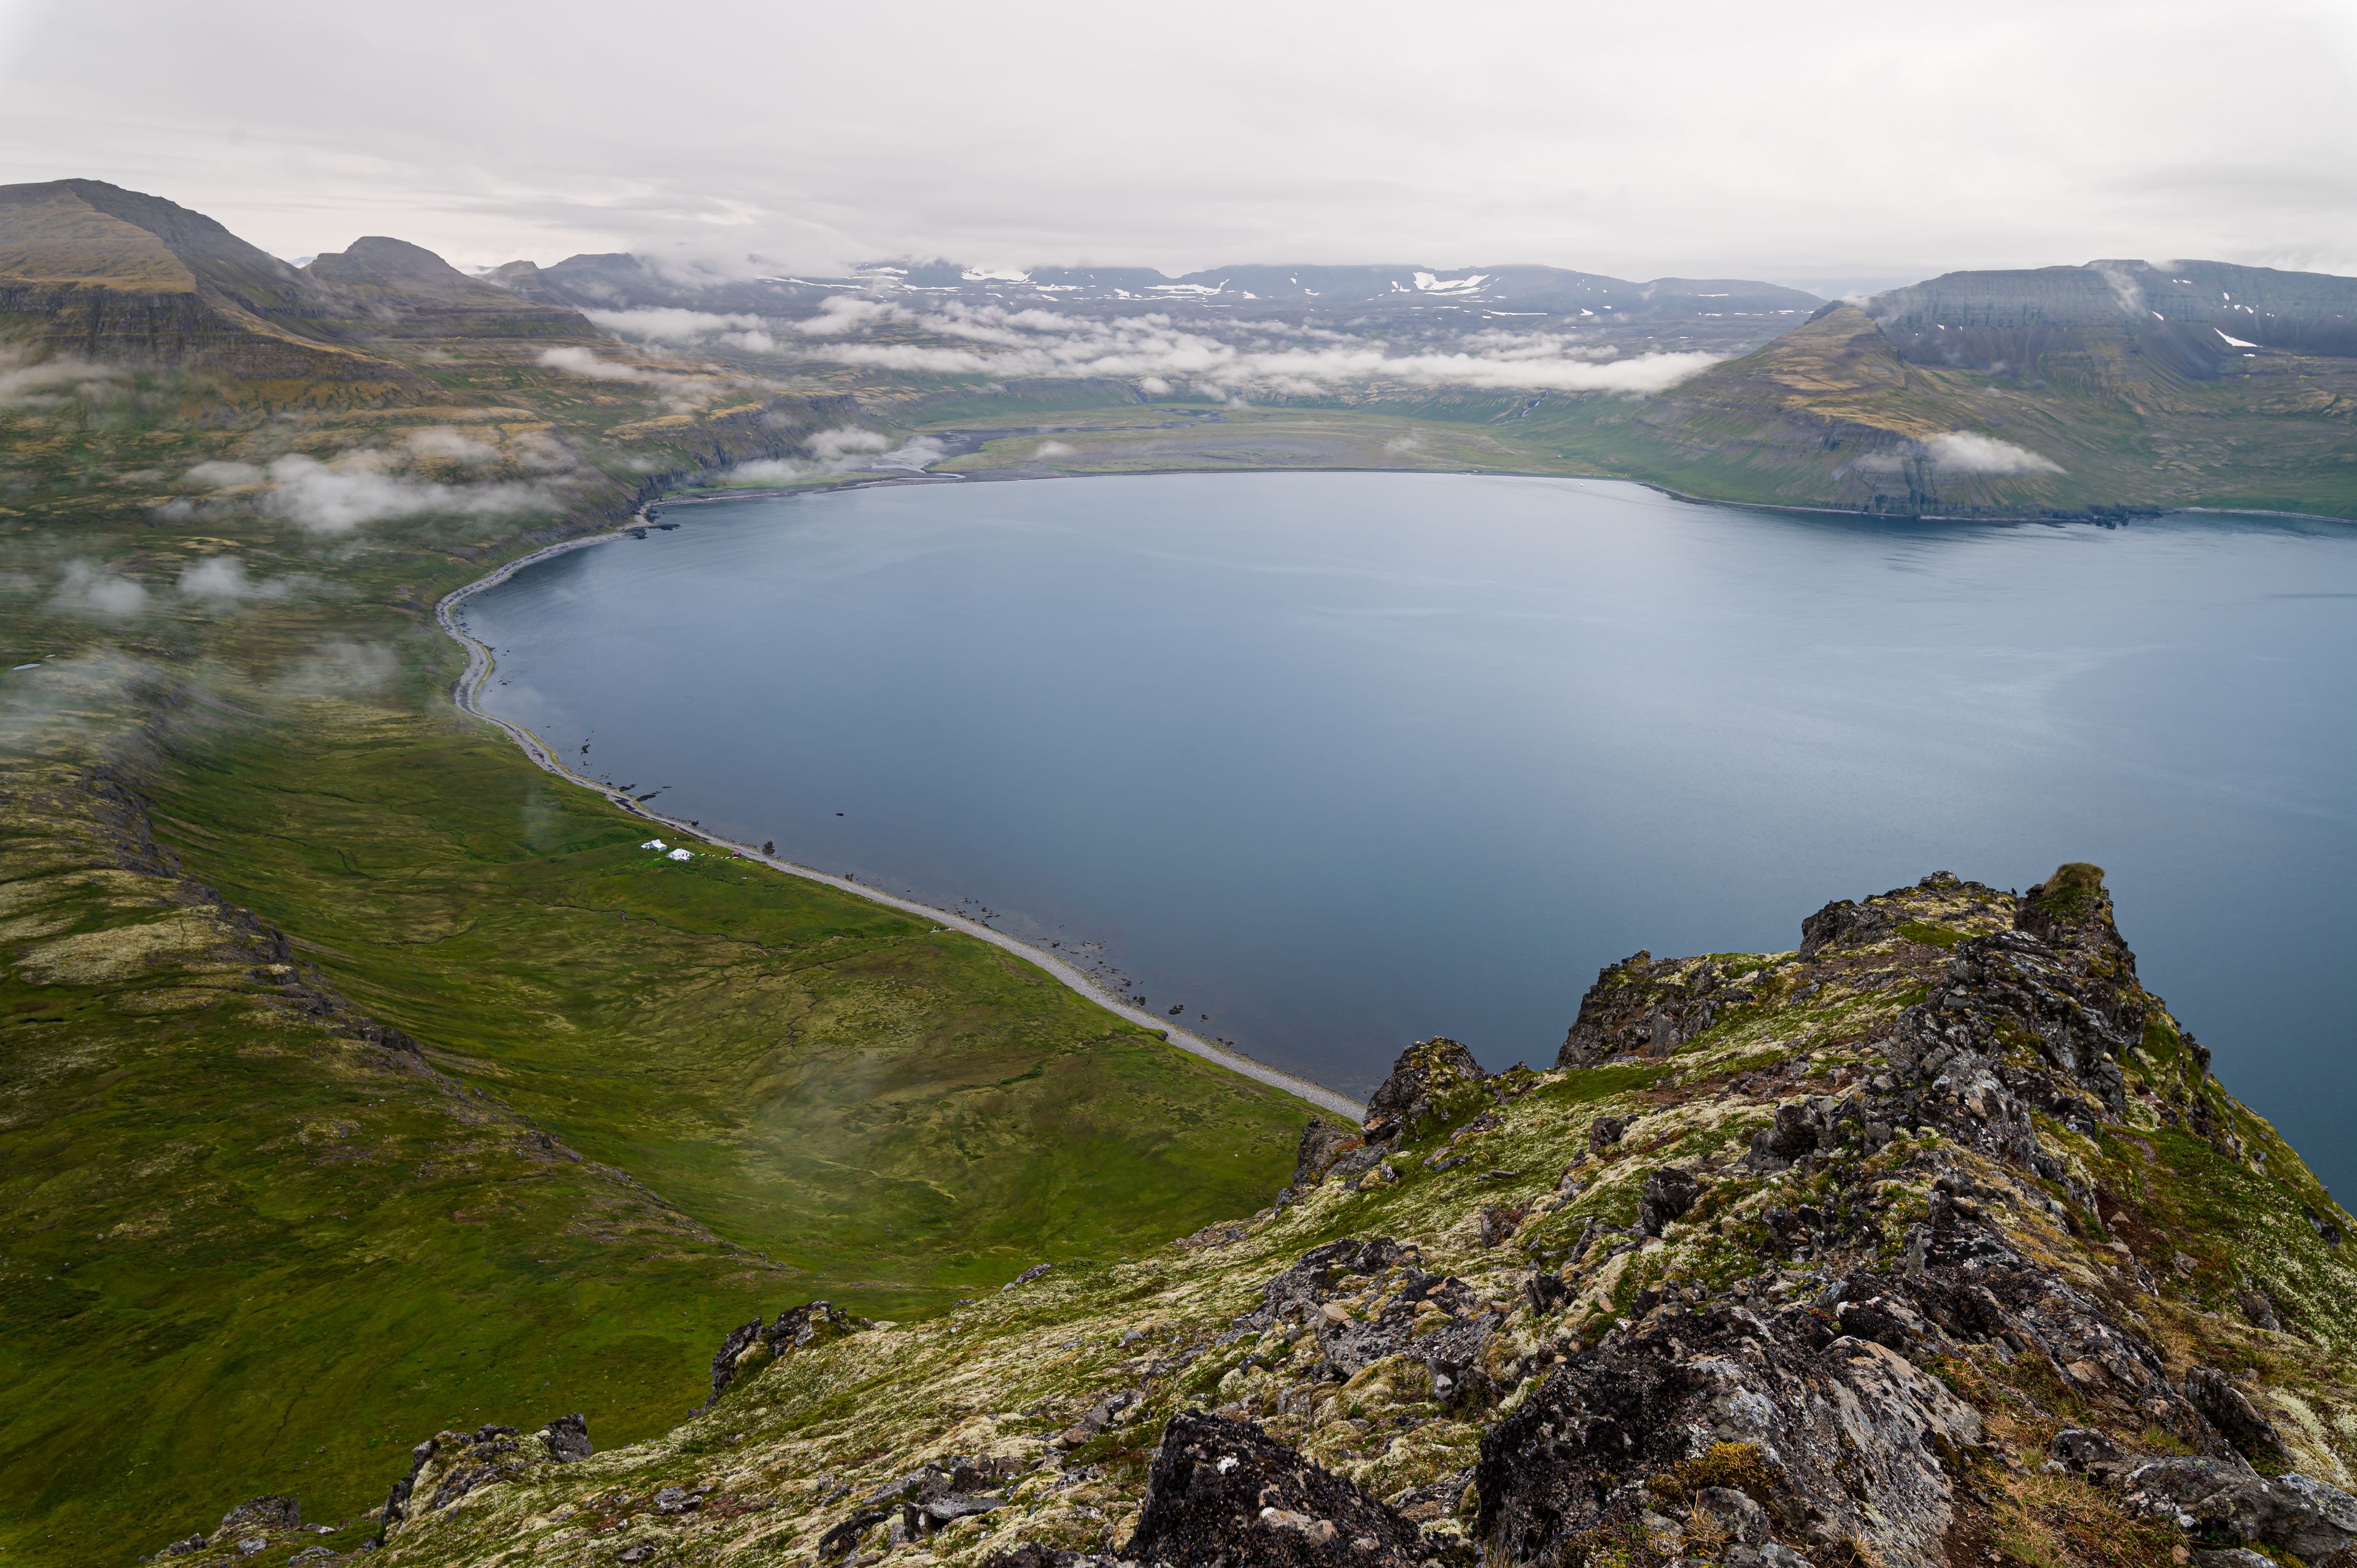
top-left (4, 0), bottom-right (2353, 293)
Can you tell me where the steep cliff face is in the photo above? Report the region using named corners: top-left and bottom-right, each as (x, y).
top-left (160, 865), bottom-right (2357, 1568)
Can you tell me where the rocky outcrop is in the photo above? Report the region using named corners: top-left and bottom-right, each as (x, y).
top-left (204, 865), bottom-right (2357, 1568)
top-left (706, 1300), bottom-right (869, 1406)
top-left (1558, 952), bottom-right (1752, 1067)
top-left (1291, 1116), bottom-right (1362, 1189)
top-left (371, 1415), bottom-right (592, 1543)
top-left (1240, 1235), bottom-right (1505, 1408)
top-left (1476, 1300), bottom-right (1980, 1568)
top-left (1362, 1038), bottom-right (1488, 1143)
top-left (1125, 1410), bottom-right (1432, 1566)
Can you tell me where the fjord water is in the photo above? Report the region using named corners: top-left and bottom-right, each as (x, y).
top-left (467, 473), bottom-right (2357, 1192)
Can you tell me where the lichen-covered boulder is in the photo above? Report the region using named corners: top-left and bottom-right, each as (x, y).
top-left (1475, 1299), bottom-right (1979, 1568)
top-left (1363, 1038), bottom-right (1488, 1143)
top-left (1125, 1410), bottom-right (1431, 1566)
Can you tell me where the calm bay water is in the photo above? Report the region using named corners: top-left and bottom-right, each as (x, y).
top-left (466, 473), bottom-right (2357, 1194)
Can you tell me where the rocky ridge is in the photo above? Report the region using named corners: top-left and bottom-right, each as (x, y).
top-left (156, 867), bottom-right (2357, 1568)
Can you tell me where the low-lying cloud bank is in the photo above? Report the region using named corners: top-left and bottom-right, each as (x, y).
top-left (0, 355), bottom-right (126, 409)
top-left (727, 426), bottom-right (948, 482)
top-left (176, 450), bottom-right (564, 533)
top-left (587, 299), bottom-right (1721, 398)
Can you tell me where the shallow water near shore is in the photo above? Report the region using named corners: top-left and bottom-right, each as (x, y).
top-left (466, 472), bottom-right (2357, 1192)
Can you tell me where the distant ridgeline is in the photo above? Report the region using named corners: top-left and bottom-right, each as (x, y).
top-left (3, 177), bottom-right (2350, 516)
top-left (1534, 259), bottom-right (2357, 519)
top-left (158, 867), bottom-right (2357, 1568)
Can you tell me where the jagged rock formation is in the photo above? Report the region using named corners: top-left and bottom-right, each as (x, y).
top-left (158, 867), bottom-right (2357, 1568)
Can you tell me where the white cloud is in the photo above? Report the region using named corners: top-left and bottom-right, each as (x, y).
top-left (0, 355), bottom-right (126, 408)
top-left (779, 304), bottom-right (1720, 396)
top-left (273, 639), bottom-right (398, 696)
top-left (51, 560), bottom-right (149, 618)
top-left (182, 450), bottom-right (562, 533)
top-left (405, 426), bottom-right (501, 464)
top-left (721, 424), bottom-right (943, 483)
top-left (791, 296), bottom-right (907, 336)
top-left (809, 427), bottom-right (891, 460)
top-left (177, 555), bottom-right (302, 602)
top-left (1922, 431), bottom-right (2064, 474)
top-left (585, 307), bottom-right (764, 343)
top-left (1035, 439), bottom-right (1075, 457)
top-left (536, 345), bottom-right (664, 381)
top-left (182, 460), bottom-right (266, 488)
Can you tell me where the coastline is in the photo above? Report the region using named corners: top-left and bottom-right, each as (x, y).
top-left (649, 458), bottom-right (2356, 528)
top-left (433, 530), bottom-right (1368, 1122)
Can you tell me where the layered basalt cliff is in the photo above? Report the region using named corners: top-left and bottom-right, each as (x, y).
top-left (158, 867), bottom-right (2357, 1568)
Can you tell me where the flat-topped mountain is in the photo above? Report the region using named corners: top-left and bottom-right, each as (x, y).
top-left (0, 180), bottom-right (597, 400)
top-left (1869, 259), bottom-right (2357, 369)
top-left (0, 179), bottom-right (420, 393)
top-left (1538, 257), bottom-right (2357, 519)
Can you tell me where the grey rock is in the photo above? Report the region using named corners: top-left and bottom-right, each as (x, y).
top-left (2123, 1458), bottom-right (2357, 1561)
top-left (538, 1412), bottom-right (592, 1464)
top-left (1477, 1299), bottom-right (1979, 1568)
top-left (2186, 1367), bottom-right (2289, 1469)
top-left (1638, 1167), bottom-right (1702, 1235)
top-left (2233, 1289), bottom-right (2282, 1332)
top-left (220, 1496), bottom-right (301, 1532)
top-left (2191, 1551), bottom-right (2276, 1568)
top-left (1125, 1410), bottom-right (1426, 1566)
top-left (1800, 897), bottom-right (1895, 958)
top-left (1291, 1117), bottom-right (1361, 1188)
top-left (1694, 1485), bottom-right (1771, 1545)
top-left (1362, 1038), bottom-right (1487, 1143)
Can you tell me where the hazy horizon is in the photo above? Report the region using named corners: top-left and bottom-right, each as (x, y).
top-left (2, 0), bottom-right (2351, 296)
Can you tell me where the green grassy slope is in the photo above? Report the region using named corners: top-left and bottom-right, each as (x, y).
top-left (144, 697), bottom-right (1311, 1310)
top-left (1, 756), bottom-right (793, 1559)
top-left (0, 321), bottom-right (1312, 1560)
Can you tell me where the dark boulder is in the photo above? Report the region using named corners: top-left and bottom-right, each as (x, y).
top-left (1125, 1410), bottom-right (1429, 1566)
top-left (1589, 1114), bottom-right (1630, 1153)
top-left (220, 1496), bottom-right (301, 1532)
top-left (1800, 898), bottom-right (1895, 959)
top-left (538, 1412), bottom-right (592, 1463)
top-left (1638, 1167), bottom-right (1702, 1235)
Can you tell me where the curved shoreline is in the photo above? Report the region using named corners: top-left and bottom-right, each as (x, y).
top-left (433, 523), bottom-right (1368, 1122)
